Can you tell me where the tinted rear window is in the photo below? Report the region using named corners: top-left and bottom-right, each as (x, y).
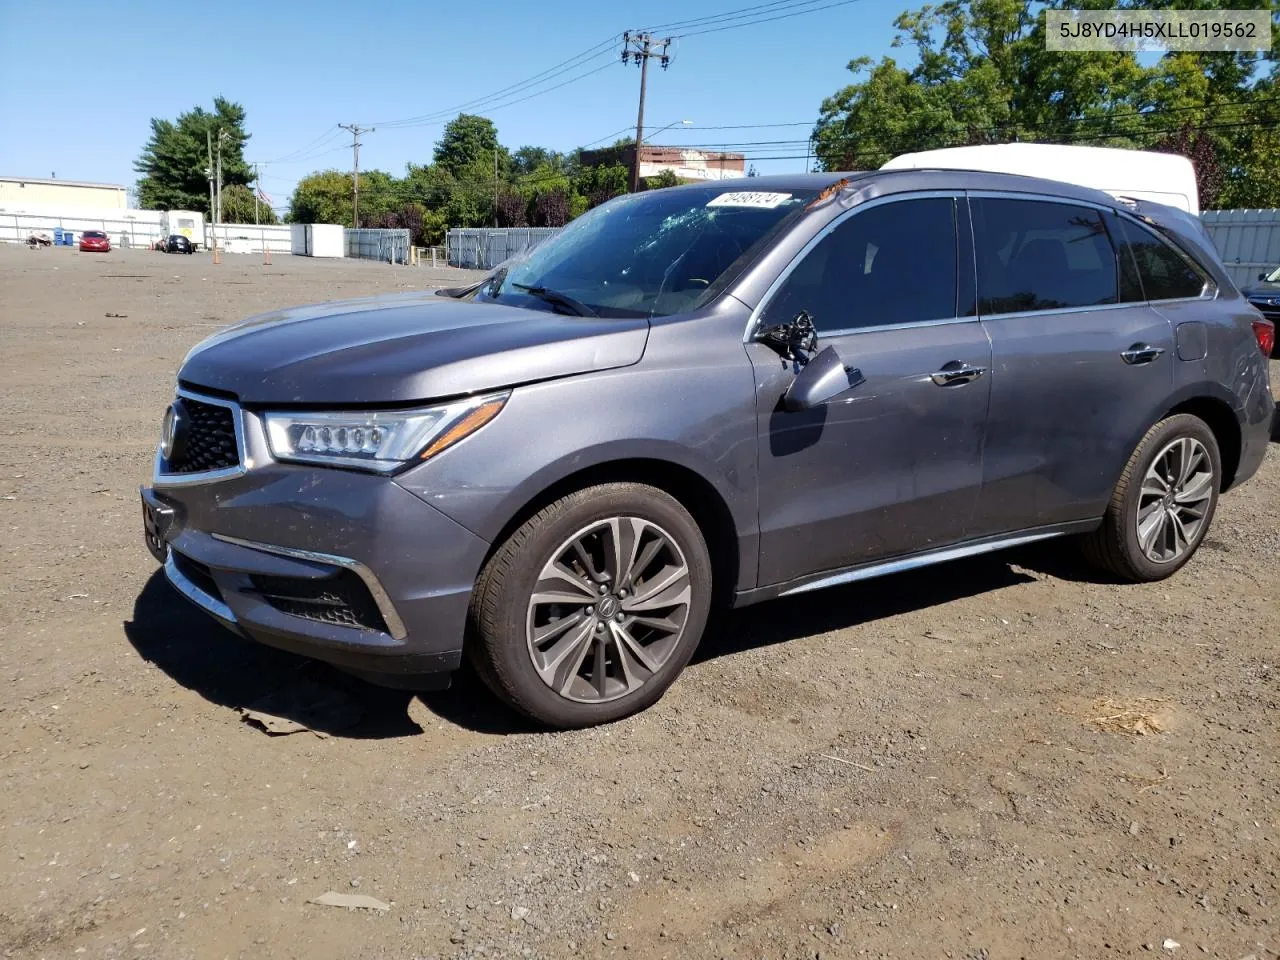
top-left (1115, 216), bottom-right (1207, 301)
top-left (972, 198), bottom-right (1118, 315)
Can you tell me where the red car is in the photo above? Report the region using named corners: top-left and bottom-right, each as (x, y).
top-left (79, 230), bottom-right (111, 252)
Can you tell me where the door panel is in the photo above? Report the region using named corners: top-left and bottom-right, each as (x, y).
top-left (968, 195), bottom-right (1175, 534)
top-left (751, 323), bottom-right (992, 586)
top-left (974, 306), bottom-right (1174, 532)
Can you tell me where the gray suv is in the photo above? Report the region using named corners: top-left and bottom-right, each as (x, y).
top-left (141, 171), bottom-right (1274, 728)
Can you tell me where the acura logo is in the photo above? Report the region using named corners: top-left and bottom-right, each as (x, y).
top-left (161, 400), bottom-right (189, 462)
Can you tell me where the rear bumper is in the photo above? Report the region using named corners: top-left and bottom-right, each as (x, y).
top-left (141, 467), bottom-right (491, 679)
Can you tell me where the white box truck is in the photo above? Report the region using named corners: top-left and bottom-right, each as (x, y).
top-left (160, 210), bottom-right (206, 249)
top-left (881, 143), bottom-right (1200, 214)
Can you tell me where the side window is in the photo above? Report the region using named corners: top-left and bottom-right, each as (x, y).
top-left (972, 198), bottom-right (1118, 315)
top-left (1115, 216), bottom-right (1208, 301)
top-left (760, 197), bottom-right (957, 333)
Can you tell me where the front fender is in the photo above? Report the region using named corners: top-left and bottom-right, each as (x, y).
top-left (394, 332), bottom-right (761, 587)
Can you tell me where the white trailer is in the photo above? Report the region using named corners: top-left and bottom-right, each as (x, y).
top-left (881, 143), bottom-right (1200, 214)
top-left (161, 210), bottom-right (206, 248)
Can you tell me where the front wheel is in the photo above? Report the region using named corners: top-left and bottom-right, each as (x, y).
top-left (1081, 413), bottom-right (1221, 582)
top-left (468, 483), bottom-right (712, 728)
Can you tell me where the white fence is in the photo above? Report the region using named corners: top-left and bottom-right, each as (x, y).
top-left (0, 208), bottom-right (164, 249)
top-left (346, 228), bottom-right (412, 264)
top-left (207, 223), bottom-right (292, 255)
top-left (446, 227), bottom-right (560, 269)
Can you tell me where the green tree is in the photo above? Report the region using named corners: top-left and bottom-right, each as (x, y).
top-left (219, 184), bottom-right (279, 224)
top-left (812, 0), bottom-right (1280, 207)
top-left (512, 146), bottom-right (566, 177)
top-left (434, 114), bottom-right (507, 178)
top-left (287, 170), bottom-right (353, 224)
top-left (574, 163), bottom-right (629, 209)
top-left (643, 169), bottom-right (681, 190)
top-left (353, 169), bottom-right (399, 225)
top-left (135, 98), bottom-right (251, 212)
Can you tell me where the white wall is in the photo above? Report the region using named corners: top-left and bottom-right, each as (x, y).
top-left (0, 179), bottom-right (127, 209)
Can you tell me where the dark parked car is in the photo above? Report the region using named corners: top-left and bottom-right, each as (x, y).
top-left (1242, 264), bottom-right (1280, 356)
top-left (79, 230), bottom-right (110, 253)
top-left (165, 234), bottom-right (195, 254)
top-left (140, 172), bottom-right (1274, 727)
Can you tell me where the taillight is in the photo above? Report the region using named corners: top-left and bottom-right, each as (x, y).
top-left (1253, 318), bottom-right (1275, 357)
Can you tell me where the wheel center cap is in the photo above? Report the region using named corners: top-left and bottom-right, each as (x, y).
top-left (597, 595), bottom-right (621, 619)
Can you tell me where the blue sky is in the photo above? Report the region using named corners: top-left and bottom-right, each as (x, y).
top-left (0, 0), bottom-right (911, 209)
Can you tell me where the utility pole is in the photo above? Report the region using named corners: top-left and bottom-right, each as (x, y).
top-left (215, 129), bottom-right (232, 225)
top-left (493, 148), bottom-right (499, 227)
top-left (339, 123), bottom-right (373, 228)
top-left (253, 163), bottom-right (261, 225)
top-left (622, 31), bottom-right (672, 193)
top-left (206, 129), bottom-right (217, 258)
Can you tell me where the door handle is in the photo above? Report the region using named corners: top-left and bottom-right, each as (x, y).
top-left (930, 361), bottom-right (987, 386)
top-left (1121, 343), bottom-right (1166, 365)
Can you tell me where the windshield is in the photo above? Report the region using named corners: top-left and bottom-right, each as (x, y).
top-left (476, 185), bottom-right (816, 318)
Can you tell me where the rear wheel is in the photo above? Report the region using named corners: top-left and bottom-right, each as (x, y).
top-left (468, 483), bottom-right (712, 728)
top-left (1081, 413), bottom-right (1220, 581)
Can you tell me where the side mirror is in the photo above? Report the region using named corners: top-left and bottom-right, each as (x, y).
top-left (782, 345), bottom-right (863, 412)
top-left (1261, 272), bottom-right (1269, 282)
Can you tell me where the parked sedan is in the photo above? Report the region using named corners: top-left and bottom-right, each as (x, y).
top-left (1242, 265), bottom-right (1280, 355)
top-left (165, 235), bottom-right (195, 254)
top-left (79, 230), bottom-right (110, 253)
top-left (140, 172), bottom-right (1274, 728)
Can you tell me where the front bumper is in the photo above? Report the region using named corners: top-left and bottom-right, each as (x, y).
top-left (140, 461), bottom-right (491, 680)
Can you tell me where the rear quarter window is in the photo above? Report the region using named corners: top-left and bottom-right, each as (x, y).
top-left (1115, 216), bottom-right (1208, 301)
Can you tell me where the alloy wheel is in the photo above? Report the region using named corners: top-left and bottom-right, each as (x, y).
top-left (525, 517), bottom-right (692, 703)
top-left (1135, 436), bottom-right (1215, 564)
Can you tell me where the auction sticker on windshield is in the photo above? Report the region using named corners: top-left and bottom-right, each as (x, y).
top-left (706, 192), bottom-right (793, 209)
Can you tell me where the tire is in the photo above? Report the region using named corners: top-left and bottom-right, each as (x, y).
top-left (468, 482), bottom-right (713, 728)
top-left (1081, 413), bottom-right (1221, 582)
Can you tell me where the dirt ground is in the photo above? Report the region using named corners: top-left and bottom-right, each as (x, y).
top-left (1, 242), bottom-right (1277, 960)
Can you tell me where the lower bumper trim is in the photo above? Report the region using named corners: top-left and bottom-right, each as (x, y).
top-left (164, 552), bottom-right (238, 625)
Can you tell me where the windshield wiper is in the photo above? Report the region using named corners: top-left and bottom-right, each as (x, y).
top-left (511, 283), bottom-right (598, 317)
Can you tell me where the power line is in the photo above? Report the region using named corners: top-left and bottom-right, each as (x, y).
top-left (643, 0), bottom-right (829, 32)
top-left (261, 128), bottom-right (346, 165)
top-left (371, 35), bottom-right (623, 130)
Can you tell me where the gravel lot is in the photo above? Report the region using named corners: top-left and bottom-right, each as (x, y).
top-left (1, 242), bottom-right (1277, 960)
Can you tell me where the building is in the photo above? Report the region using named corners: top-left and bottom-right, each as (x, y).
top-left (0, 176), bottom-right (128, 210)
top-left (578, 145), bottom-right (746, 183)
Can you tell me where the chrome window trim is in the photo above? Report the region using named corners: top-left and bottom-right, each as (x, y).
top-left (970, 300), bottom-right (1135, 324)
top-left (153, 388), bottom-right (249, 488)
top-left (211, 533), bottom-right (408, 640)
top-left (743, 190), bottom-right (965, 343)
top-left (164, 553), bottom-right (237, 624)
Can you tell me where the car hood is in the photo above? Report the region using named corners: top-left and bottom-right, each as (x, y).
top-left (178, 291), bottom-right (650, 405)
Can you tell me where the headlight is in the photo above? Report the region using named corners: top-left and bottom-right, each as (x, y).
top-left (263, 393), bottom-right (508, 473)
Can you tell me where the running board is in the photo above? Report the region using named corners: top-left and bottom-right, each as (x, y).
top-left (735, 520), bottom-right (1097, 607)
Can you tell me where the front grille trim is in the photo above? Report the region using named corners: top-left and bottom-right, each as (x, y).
top-left (153, 388), bottom-right (248, 487)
